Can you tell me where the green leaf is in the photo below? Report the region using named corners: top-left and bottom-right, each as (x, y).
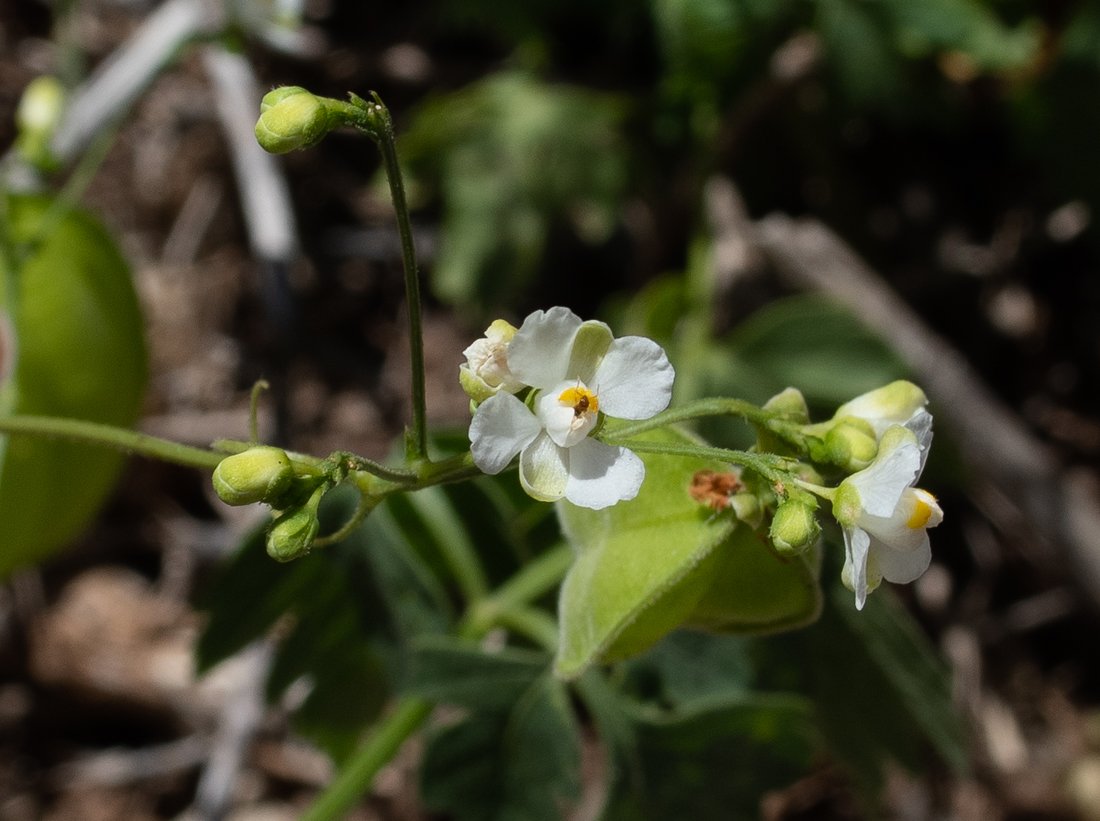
top-left (798, 575), bottom-right (968, 796)
top-left (620, 629), bottom-right (755, 705)
top-left (196, 487), bottom-right (454, 762)
top-left (420, 673), bottom-right (581, 821)
top-left (603, 690), bottom-right (814, 821)
top-left (709, 295), bottom-right (909, 410)
top-left (400, 72), bottom-right (628, 315)
top-left (0, 195), bottom-right (147, 578)
top-left (555, 426), bottom-right (738, 679)
top-left (882, 0), bottom-right (1039, 71)
top-left (407, 635), bottom-right (549, 711)
top-left (815, 0), bottom-right (903, 106)
top-left (684, 523), bottom-right (822, 635)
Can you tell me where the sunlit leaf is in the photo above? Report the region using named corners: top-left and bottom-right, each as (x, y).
top-left (0, 195), bottom-right (147, 578)
top-left (554, 427), bottom-right (737, 679)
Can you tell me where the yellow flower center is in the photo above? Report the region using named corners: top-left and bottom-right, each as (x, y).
top-left (907, 493), bottom-right (937, 529)
top-left (558, 386), bottom-right (599, 418)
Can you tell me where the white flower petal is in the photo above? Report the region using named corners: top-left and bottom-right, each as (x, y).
top-left (872, 532), bottom-right (932, 584)
top-left (564, 437), bottom-right (644, 510)
top-left (907, 409), bottom-right (934, 471)
top-left (565, 321), bottom-right (614, 385)
top-left (519, 430), bottom-right (570, 501)
top-left (507, 307), bottom-right (582, 389)
top-left (537, 381), bottom-right (598, 448)
top-left (847, 428), bottom-right (920, 517)
top-left (592, 336), bottom-right (675, 420)
top-left (844, 525), bottom-right (872, 611)
top-left (469, 392), bottom-right (541, 474)
top-left (836, 381), bottom-right (928, 437)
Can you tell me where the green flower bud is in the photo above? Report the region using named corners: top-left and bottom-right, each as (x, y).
top-left (266, 505), bottom-right (320, 562)
top-left (824, 417), bottom-right (878, 472)
top-left (15, 76), bottom-right (65, 170)
top-left (255, 87), bottom-right (329, 154)
top-left (763, 387), bottom-right (810, 423)
top-left (769, 498), bottom-right (820, 558)
top-left (212, 447), bottom-right (295, 506)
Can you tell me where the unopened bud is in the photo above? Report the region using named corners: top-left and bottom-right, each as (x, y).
top-left (460, 319), bottom-right (523, 403)
top-left (213, 447), bottom-right (295, 506)
top-left (15, 76), bottom-right (65, 170)
top-left (825, 417), bottom-right (878, 472)
top-left (763, 387), bottom-right (810, 423)
top-left (255, 87), bottom-right (329, 154)
top-left (769, 498), bottom-right (819, 558)
top-left (267, 505), bottom-right (319, 562)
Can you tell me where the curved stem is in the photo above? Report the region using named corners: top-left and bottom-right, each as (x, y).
top-left (493, 606), bottom-right (560, 650)
top-left (416, 451), bottom-right (484, 487)
top-left (296, 698), bottom-right (434, 821)
top-left (488, 543), bottom-right (573, 612)
top-left (338, 452), bottom-right (418, 484)
top-left (338, 95), bottom-right (427, 461)
top-left (299, 540), bottom-right (571, 821)
top-left (311, 490), bottom-right (384, 548)
top-left (609, 397), bottom-right (791, 439)
top-left (598, 435), bottom-right (791, 483)
top-left (0, 414), bottom-right (224, 470)
top-left (249, 379), bottom-right (269, 445)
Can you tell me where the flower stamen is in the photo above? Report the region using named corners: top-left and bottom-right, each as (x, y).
top-left (559, 385), bottom-right (599, 418)
top-left (907, 490), bottom-right (937, 529)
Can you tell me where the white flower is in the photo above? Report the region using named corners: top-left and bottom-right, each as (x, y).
top-left (833, 425), bottom-right (943, 610)
top-left (468, 307), bottom-right (674, 510)
top-left (460, 319), bottom-right (525, 402)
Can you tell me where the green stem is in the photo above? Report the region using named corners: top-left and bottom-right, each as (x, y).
top-left (462, 544), bottom-right (572, 640)
top-left (300, 543), bottom-right (571, 821)
top-left (609, 397), bottom-right (779, 439)
top-left (296, 698), bottom-right (434, 821)
top-left (415, 451), bottom-right (484, 487)
top-left (406, 487), bottom-right (490, 603)
top-left (249, 380), bottom-right (269, 445)
top-left (338, 94), bottom-right (427, 461)
top-left (311, 490), bottom-right (384, 548)
top-left (493, 606), bottom-right (560, 650)
top-left (487, 543), bottom-right (573, 612)
top-left (598, 435), bottom-right (790, 483)
top-left (0, 414), bottom-right (224, 470)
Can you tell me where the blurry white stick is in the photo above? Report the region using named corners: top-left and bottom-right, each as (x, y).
top-left (51, 0), bottom-right (222, 162)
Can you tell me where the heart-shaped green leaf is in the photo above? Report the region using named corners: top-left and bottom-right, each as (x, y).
top-left (0, 195), bottom-right (146, 577)
top-left (555, 427), bottom-right (737, 679)
top-left (683, 524), bottom-right (822, 634)
top-left (556, 426), bottom-right (826, 679)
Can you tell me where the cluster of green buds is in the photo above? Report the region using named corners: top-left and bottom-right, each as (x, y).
top-left (212, 446), bottom-right (330, 562)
